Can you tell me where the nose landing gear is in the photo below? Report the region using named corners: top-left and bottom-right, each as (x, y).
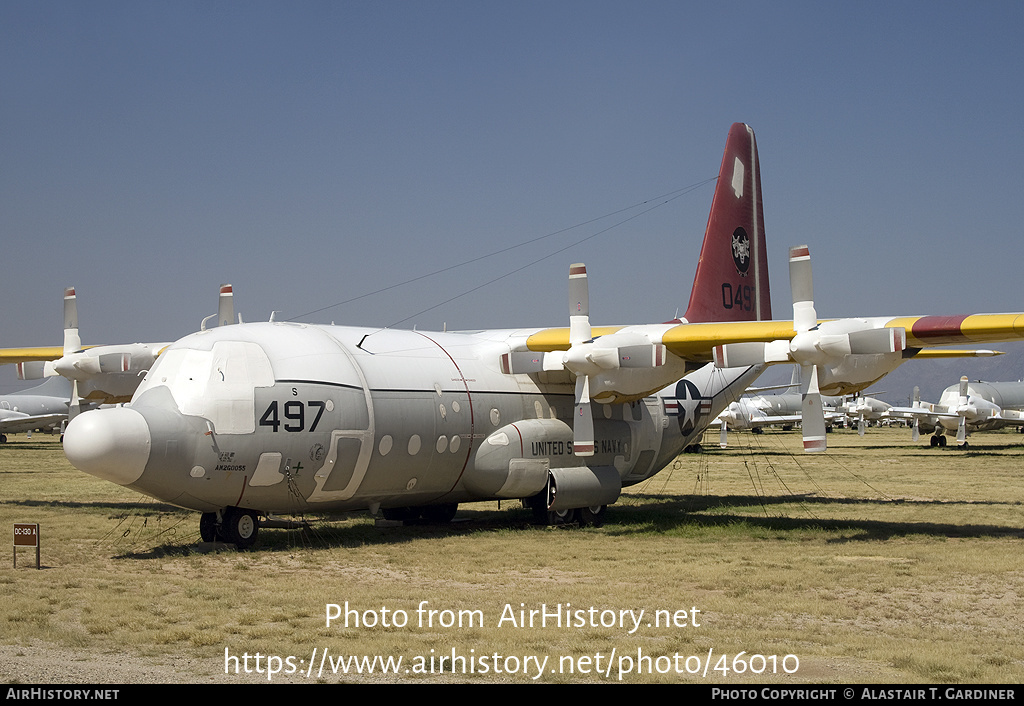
top-left (199, 507), bottom-right (260, 550)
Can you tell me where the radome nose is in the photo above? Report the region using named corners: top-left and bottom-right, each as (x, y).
top-left (64, 407), bottom-right (152, 485)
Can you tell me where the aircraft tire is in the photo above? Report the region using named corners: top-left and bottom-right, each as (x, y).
top-left (222, 507), bottom-right (259, 550)
top-left (199, 512), bottom-right (220, 542)
top-left (547, 508), bottom-right (576, 525)
top-left (930, 436), bottom-right (939, 447)
top-left (938, 436), bottom-right (947, 447)
top-left (421, 503), bottom-right (458, 523)
top-left (381, 507), bottom-right (420, 522)
top-left (578, 505), bottom-right (606, 527)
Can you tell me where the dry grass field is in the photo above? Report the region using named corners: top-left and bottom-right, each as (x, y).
top-left (1, 427), bottom-right (1022, 684)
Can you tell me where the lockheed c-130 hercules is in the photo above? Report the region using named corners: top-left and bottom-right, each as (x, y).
top-left (60, 124), bottom-right (1024, 548)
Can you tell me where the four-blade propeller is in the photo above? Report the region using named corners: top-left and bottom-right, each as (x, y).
top-left (713, 246), bottom-right (907, 452)
top-left (559, 264), bottom-right (667, 456)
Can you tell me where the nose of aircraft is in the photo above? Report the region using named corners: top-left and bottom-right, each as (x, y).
top-left (63, 407), bottom-right (152, 485)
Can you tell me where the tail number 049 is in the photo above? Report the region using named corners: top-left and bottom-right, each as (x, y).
top-left (259, 400), bottom-right (326, 432)
top-left (721, 283), bottom-right (754, 311)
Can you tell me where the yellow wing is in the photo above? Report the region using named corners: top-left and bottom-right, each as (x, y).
top-left (0, 346), bottom-right (73, 364)
top-left (526, 314), bottom-right (1024, 363)
top-left (885, 314), bottom-right (1024, 347)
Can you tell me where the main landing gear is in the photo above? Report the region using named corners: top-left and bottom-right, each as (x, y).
top-left (200, 507), bottom-right (260, 550)
top-left (525, 492), bottom-right (607, 527)
top-left (929, 434), bottom-right (948, 447)
top-left (381, 503), bottom-right (459, 524)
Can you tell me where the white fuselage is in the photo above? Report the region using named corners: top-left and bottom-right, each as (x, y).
top-left (64, 322), bottom-right (762, 515)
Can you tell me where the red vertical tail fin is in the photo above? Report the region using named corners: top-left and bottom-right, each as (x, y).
top-left (682, 123), bottom-right (771, 323)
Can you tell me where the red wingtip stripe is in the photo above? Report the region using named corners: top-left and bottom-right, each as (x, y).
top-left (909, 315), bottom-right (970, 341)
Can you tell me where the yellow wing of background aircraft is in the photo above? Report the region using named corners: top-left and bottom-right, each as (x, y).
top-left (0, 284), bottom-right (238, 416)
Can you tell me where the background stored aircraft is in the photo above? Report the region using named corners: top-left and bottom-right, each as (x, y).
top-left (889, 377), bottom-right (1024, 447)
top-left (0, 376), bottom-right (73, 442)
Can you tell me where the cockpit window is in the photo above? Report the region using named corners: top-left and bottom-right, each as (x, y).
top-left (135, 340), bottom-right (274, 433)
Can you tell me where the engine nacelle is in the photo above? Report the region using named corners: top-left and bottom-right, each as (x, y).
top-left (546, 465), bottom-right (621, 511)
top-left (467, 417), bottom-right (632, 499)
top-left (468, 419), bottom-right (572, 498)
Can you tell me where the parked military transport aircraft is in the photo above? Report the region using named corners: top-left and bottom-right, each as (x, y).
top-left (58, 124), bottom-right (1024, 548)
top-left (889, 377), bottom-right (1024, 447)
top-left (0, 376), bottom-right (74, 442)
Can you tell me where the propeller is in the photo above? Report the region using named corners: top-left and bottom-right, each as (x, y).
top-left (218, 284), bottom-right (235, 327)
top-left (202, 283), bottom-right (237, 330)
top-left (853, 396), bottom-right (867, 437)
top-left (714, 246), bottom-right (907, 452)
top-left (567, 264), bottom-right (594, 455)
top-left (716, 402), bottom-right (741, 448)
top-left (558, 263), bottom-right (667, 456)
top-left (61, 288), bottom-right (84, 421)
top-left (955, 376), bottom-right (970, 445)
top-left (501, 263), bottom-right (669, 455)
top-left (911, 386), bottom-right (921, 442)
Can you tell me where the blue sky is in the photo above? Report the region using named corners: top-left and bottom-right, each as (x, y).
top-left (2, 1), bottom-right (1023, 395)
